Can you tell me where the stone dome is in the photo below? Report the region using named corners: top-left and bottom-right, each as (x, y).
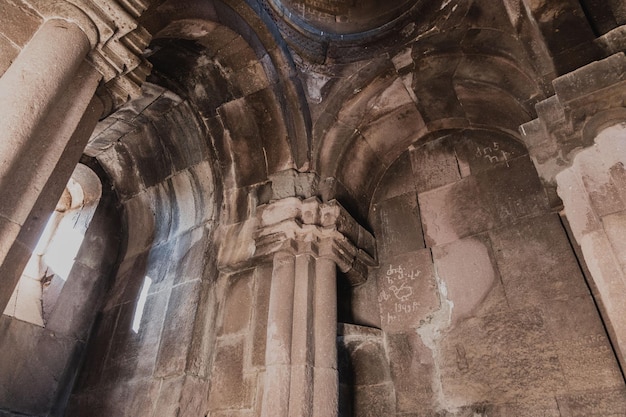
top-left (268, 0), bottom-right (420, 36)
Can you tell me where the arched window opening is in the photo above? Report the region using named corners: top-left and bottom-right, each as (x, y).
top-left (3, 164), bottom-right (102, 326)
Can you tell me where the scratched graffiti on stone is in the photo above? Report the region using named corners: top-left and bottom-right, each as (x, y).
top-left (377, 250), bottom-right (439, 331)
top-left (378, 263), bottom-right (421, 302)
top-left (378, 262), bottom-right (422, 324)
top-left (474, 141), bottom-right (512, 166)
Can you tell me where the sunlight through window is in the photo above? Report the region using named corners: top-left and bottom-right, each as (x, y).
top-left (132, 276), bottom-right (152, 333)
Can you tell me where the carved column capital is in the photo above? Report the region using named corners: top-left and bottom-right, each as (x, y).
top-left (254, 197), bottom-right (376, 285)
top-left (520, 52), bottom-right (626, 200)
top-left (24, 0), bottom-right (152, 114)
top-left (217, 196), bottom-right (377, 285)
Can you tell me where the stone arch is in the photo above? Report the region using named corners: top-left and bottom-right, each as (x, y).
top-left (582, 108), bottom-right (626, 145)
top-left (367, 125), bottom-right (624, 414)
top-left (140, 0), bottom-right (311, 185)
top-left (65, 83), bottom-right (222, 415)
top-left (312, 7), bottom-right (546, 223)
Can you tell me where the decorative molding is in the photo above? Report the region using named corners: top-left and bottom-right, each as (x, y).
top-left (217, 196), bottom-right (376, 285)
top-left (520, 52), bottom-right (626, 194)
top-left (24, 0), bottom-right (153, 114)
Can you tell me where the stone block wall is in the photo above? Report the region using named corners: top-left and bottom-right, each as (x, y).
top-left (0, 0), bottom-right (41, 75)
top-left (369, 129), bottom-right (626, 416)
top-left (64, 85), bottom-right (221, 417)
top-left (205, 265), bottom-right (272, 417)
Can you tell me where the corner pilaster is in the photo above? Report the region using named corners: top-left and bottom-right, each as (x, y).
top-left (520, 51), bottom-right (626, 372)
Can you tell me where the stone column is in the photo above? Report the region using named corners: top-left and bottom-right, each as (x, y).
top-left (0, 19), bottom-right (90, 171)
top-left (312, 255), bottom-right (339, 417)
top-left (0, 20), bottom-right (103, 310)
top-left (251, 197), bottom-right (375, 417)
top-left (263, 251), bottom-right (297, 415)
top-left (520, 52), bottom-right (626, 370)
top-left (0, 1), bottom-right (152, 311)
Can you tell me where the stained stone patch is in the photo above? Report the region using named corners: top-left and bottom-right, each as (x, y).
top-left (433, 234), bottom-right (504, 323)
top-left (419, 176), bottom-right (492, 247)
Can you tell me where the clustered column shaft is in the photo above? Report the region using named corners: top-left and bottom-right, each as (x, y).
top-left (253, 197), bottom-right (375, 417)
top-left (261, 250), bottom-right (339, 417)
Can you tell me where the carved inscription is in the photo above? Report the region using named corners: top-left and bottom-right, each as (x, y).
top-left (474, 141), bottom-right (512, 166)
top-left (293, 0), bottom-right (352, 14)
top-left (377, 250), bottom-right (438, 332)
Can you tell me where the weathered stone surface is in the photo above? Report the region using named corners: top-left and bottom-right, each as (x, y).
top-left (46, 263), bottom-right (106, 338)
top-left (350, 277), bottom-right (381, 328)
top-left (152, 376), bottom-right (185, 417)
top-left (386, 333), bottom-right (435, 412)
top-left (352, 382), bottom-right (395, 417)
top-left (251, 264), bottom-right (272, 367)
top-left (219, 270), bottom-right (254, 335)
top-left (540, 296), bottom-right (624, 392)
top-left (172, 226), bottom-right (212, 285)
top-left (217, 98), bottom-right (268, 187)
top-left (420, 156), bottom-right (549, 247)
top-left (339, 338), bottom-right (389, 386)
top-left (375, 192), bottom-right (425, 259)
top-left (602, 210), bottom-right (626, 274)
top-left (0, 317), bottom-right (75, 415)
top-left (453, 131), bottom-right (528, 177)
top-left (207, 337), bottom-right (253, 410)
top-left (419, 176), bottom-right (491, 247)
top-left (557, 388), bottom-right (626, 416)
top-left (361, 103), bottom-right (424, 166)
top-left (155, 280), bottom-right (202, 377)
top-left (178, 375), bottom-right (211, 417)
top-left (104, 290), bottom-right (168, 383)
top-left (0, 34), bottom-right (19, 75)
top-left (104, 251), bottom-right (149, 311)
top-left (373, 151), bottom-right (416, 203)
top-left (409, 137), bottom-right (461, 193)
top-left (439, 308), bottom-right (566, 408)
top-left (0, 1), bottom-right (40, 48)
top-left (488, 214), bottom-right (590, 308)
top-left (73, 307), bottom-right (119, 391)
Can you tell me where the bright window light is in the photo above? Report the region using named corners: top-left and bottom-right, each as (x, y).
top-left (132, 276), bottom-right (152, 333)
top-left (43, 224), bottom-right (85, 281)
